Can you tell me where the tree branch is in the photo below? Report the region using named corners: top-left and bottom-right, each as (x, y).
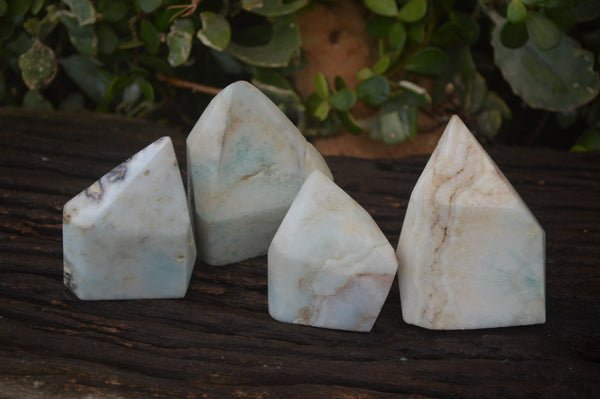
top-left (156, 74), bottom-right (222, 96)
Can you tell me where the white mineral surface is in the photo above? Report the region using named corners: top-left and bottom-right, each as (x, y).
top-left (397, 115), bottom-right (545, 330)
top-left (63, 137), bottom-right (196, 300)
top-left (187, 81), bottom-right (332, 266)
top-left (268, 170), bottom-right (398, 332)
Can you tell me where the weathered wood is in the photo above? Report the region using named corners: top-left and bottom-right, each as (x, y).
top-left (1, 107), bottom-right (599, 398)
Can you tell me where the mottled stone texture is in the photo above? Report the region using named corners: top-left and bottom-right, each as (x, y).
top-left (269, 170), bottom-right (398, 332)
top-left (63, 137), bottom-right (196, 300)
top-left (397, 116), bottom-right (545, 330)
top-left (187, 81), bottom-right (332, 266)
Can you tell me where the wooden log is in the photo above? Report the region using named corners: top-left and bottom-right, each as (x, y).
top-left (1, 107), bottom-right (599, 398)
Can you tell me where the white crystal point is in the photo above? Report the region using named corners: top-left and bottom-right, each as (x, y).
top-left (62, 137), bottom-right (197, 300)
top-left (268, 170), bottom-right (398, 332)
top-left (397, 115), bottom-right (545, 330)
top-left (187, 81), bottom-right (332, 266)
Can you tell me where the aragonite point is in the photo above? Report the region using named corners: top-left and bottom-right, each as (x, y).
top-left (397, 115), bottom-right (545, 330)
top-left (62, 137), bottom-right (196, 300)
top-left (268, 170), bottom-right (398, 332)
top-left (187, 81), bottom-right (332, 266)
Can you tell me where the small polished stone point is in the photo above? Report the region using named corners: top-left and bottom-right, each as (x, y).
top-left (268, 170), bottom-right (398, 332)
top-left (397, 115), bottom-right (545, 330)
top-left (63, 137), bottom-right (197, 300)
top-left (187, 80), bottom-right (332, 266)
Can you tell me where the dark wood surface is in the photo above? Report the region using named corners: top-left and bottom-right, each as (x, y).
top-left (1, 107), bottom-right (599, 398)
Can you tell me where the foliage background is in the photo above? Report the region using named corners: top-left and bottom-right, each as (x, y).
top-left (1, 0), bottom-right (599, 150)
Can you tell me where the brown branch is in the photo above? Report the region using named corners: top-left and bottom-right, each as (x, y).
top-left (156, 74), bottom-right (222, 96)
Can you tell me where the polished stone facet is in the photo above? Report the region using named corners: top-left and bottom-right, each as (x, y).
top-left (397, 116), bottom-right (545, 330)
top-left (63, 137), bottom-right (196, 300)
top-left (187, 81), bottom-right (332, 266)
top-left (268, 170), bottom-right (398, 332)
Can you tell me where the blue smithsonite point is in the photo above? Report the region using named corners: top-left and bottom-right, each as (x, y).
top-left (62, 137), bottom-right (197, 300)
top-left (186, 81), bottom-right (332, 266)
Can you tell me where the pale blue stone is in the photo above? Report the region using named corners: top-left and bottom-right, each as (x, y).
top-left (187, 81), bottom-right (332, 266)
top-left (269, 170), bottom-right (398, 332)
top-left (62, 137), bottom-right (196, 300)
top-left (397, 116), bottom-right (545, 329)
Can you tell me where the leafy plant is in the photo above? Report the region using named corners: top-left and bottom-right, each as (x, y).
top-left (1, 0), bottom-right (599, 149)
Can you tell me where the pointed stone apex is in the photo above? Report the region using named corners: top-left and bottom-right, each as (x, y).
top-left (397, 115), bottom-right (545, 330)
top-left (187, 81), bottom-right (332, 266)
top-left (268, 170), bottom-right (398, 332)
top-left (63, 137), bottom-right (196, 300)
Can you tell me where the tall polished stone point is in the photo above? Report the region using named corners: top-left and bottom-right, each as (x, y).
top-left (187, 81), bottom-right (332, 266)
top-left (269, 170), bottom-right (398, 332)
top-left (63, 137), bottom-right (197, 300)
top-left (397, 116), bottom-right (545, 330)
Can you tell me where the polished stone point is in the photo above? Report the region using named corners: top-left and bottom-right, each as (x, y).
top-left (397, 115), bottom-right (545, 330)
top-left (62, 137), bottom-right (197, 300)
top-left (268, 170), bottom-right (398, 332)
top-left (187, 81), bottom-right (332, 266)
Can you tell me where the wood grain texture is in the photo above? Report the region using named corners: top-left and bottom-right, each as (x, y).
top-left (1, 107), bottom-right (599, 398)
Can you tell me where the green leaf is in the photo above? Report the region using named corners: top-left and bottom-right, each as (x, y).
top-left (526, 12), bottom-right (561, 50)
top-left (476, 109), bottom-right (503, 138)
top-left (364, 0), bottom-right (397, 17)
top-left (500, 21), bottom-right (528, 49)
top-left (137, 77), bottom-right (154, 102)
top-left (62, 0), bottom-right (97, 26)
top-left (106, 75), bottom-right (133, 103)
top-left (62, 15), bottom-right (97, 56)
top-left (337, 110), bottom-right (363, 135)
top-left (140, 19), bottom-right (160, 53)
top-left (23, 90), bottom-right (53, 110)
top-left (492, 22), bottom-right (600, 111)
top-left (571, 130), bottom-right (600, 151)
top-left (407, 22), bottom-right (424, 43)
top-left (60, 55), bottom-right (112, 103)
top-left (167, 19), bottom-right (194, 67)
top-left (242, 0), bottom-right (308, 17)
top-left (30, 0), bottom-right (44, 15)
top-left (8, 0), bottom-right (31, 17)
top-left (314, 72), bottom-right (329, 100)
top-left (227, 16), bottom-right (301, 67)
top-left (101, 2), bottom-right (127, 23)
top-left (356, 75), bottom-right (390, 106)
top-left (397, 0), bottom-right (427, 23)
top-left (25, 4), bottom-right (60, 40)
top-left (0, 17), bottom-right (16, 40)
top-left (0, 0), bottom-right (7, 16)
top-left (507, 0), bottom-right (528, 24)
top-left (313, 100), bottom-right (330, 121)
top-left (356, 67), bottom-right (374, 81)
top-left (388, 22), bottom-right (406, 51)
top-left (197, 12), bottom-right (231, 51)
top-left (405, 47), bottom-right (448, 76)
top-left (334, 76), bottom-right (347, 91)
top-left (481, 92), bottom-right (511, 120)
top-left (18, 40), bottom-right (57, 90)
top-left (366, 15), bottom-right (395, 38)
top-left (97, 24), bottom-right (118, 54)
top-left (136, 0), bottom-right (161, 14)
top-left (373, 56), bottom-right (390, 75)
top-left (331, 88), bottom-right (356, 111)
top-left (466, 72), bottom-right (487, 113)
top-left (139, 54), bottom-right (171, 74)
top-left (433, 11), bottom-right (479, 46)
